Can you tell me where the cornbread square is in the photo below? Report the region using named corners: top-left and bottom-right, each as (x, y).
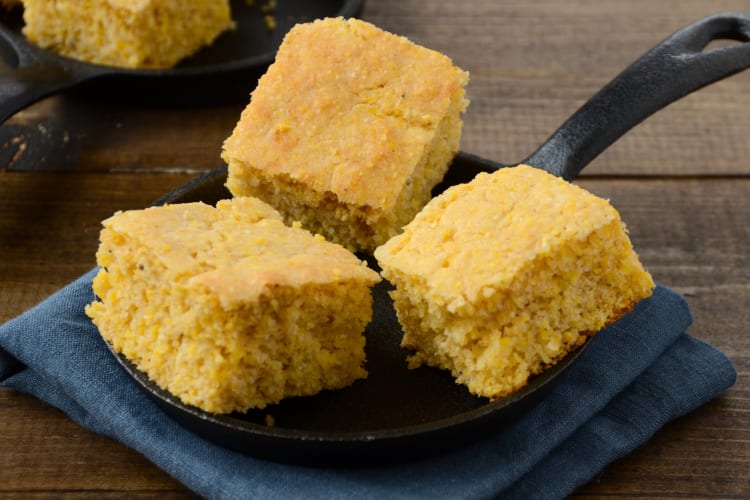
top-left (85, 197), bottom-right (381, 414)
top-left (222, 17), bottom-right (469, 252)
top-left (22, 0), bottom-right (234, 69)
top-left (374, 165), bottom-right (655, 399)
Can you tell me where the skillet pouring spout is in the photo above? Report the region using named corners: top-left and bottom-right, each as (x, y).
top-left (523, 12), bottom-right (750, 180)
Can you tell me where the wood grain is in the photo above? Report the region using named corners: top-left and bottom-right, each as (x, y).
top-left (1, 0), bottom-right (749, 497)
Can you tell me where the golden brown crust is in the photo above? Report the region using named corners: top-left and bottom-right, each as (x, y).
top-left (102, 198), bottom-right (378, 307)
top-left (222, 17), bottom-right (468, 252)
top-left (86, 197), bottom-right (381, 413)
top-left (375, 165), bottom-right (655, 400)
top-left (223, 17), bottom-right (468, 211)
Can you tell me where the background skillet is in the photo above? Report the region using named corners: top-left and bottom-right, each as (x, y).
top-left (0, 0), bottom-right (365, 119)
top-left (105, 13), bottom-right (750, 466)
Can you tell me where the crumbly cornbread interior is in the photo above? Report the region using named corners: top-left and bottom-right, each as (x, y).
top-left (86, 197), bottom-right (380, 414)
top-left (22, 0), bottom-right (234, 69)
top-left (223, 17), bottom-right (469, 252)
top-left (374, 165), bottom-right (655, 399)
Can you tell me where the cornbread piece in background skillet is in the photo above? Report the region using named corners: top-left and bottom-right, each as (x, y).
top-left (0, 0), bottom-right (365, 120)
top-left (85, 196), bottom-right (381, 414)
top-left (374, 165), bottom-right (655, 399)
top-left (222, 17), bottom-right (469, 252)
top-left (91, 13), bottom-right (750, 466)
top-left (21, 0), bottom-right (234, 69)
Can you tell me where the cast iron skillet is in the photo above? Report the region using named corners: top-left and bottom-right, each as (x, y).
top-left (0, 0), bottom-right (364, 121)
top-left (107, 13), bottom-right (750, 467)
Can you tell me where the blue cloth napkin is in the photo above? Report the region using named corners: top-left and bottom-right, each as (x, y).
top-left (0, 270), bottom-right (736, 499)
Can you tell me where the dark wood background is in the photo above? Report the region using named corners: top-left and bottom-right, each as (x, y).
top-left (1, 0), bottom-right (748, 497)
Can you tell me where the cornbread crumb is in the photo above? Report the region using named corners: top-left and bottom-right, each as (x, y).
top-left (86, 197), bottom-right (381, 414)
top-left (264, 15), bottom-right (276, 31)
top-left (222, 17), bottom-right (469, 252)
top-left (21, 0), bottom-right (234, 69)
top-left (374, 165), bottom-right (655, 399)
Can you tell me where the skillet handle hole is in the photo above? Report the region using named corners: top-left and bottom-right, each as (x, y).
top-left (703, 20), bottom-right (750, 52)
top-left (702, 33), bottom-right (750, 54)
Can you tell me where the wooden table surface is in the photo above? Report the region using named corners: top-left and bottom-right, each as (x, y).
top-left (1, 0), bottom-right (749, 497)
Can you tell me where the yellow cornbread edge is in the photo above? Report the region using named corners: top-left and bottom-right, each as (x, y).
top-left (222, 17), bottom-right (469, 252)
top-left (85, 197), bottom-right (381, 414)
top-left (375, 165), bottom-right (655, 400)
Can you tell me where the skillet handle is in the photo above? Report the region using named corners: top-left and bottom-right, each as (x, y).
top-left (523, 12), bottom-right (750, 180)
top-left (0, 26), bottom-right (97, 125)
